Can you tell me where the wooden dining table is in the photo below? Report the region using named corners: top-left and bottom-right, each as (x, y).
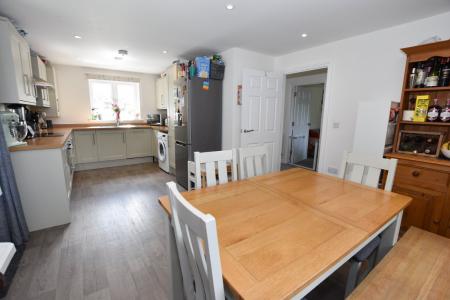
top-left (159, 168), bottom-right (411, 300)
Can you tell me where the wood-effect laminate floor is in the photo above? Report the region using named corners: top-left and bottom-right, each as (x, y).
top-left (5, 163), bottom-right (174, 300)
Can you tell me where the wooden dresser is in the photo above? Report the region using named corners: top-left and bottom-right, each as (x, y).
top-left (387, 40), bottom-right (450, 238)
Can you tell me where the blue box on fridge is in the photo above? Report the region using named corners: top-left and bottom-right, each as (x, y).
top-left (195, 56), bottom-right (210, 78)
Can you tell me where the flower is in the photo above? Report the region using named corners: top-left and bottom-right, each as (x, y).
top-left (112, 103), bottom-right (121, 113)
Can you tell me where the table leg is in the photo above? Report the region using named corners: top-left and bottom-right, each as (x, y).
top-left (376, 210), bottom-right (403, 263)
top-left (165, 215), bottom-right (185, 300)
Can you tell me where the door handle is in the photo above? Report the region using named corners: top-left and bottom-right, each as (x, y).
top-left (243, 129), bottom-right (255, 133)
top-left (289, 135), bottom-right (305, 139)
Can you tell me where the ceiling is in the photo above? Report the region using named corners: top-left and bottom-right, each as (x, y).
top-left (1, 0), bottom-right (449, 74)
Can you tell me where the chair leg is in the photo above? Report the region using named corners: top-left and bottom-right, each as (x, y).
top-left (344, 259), bottom-right (361, 298)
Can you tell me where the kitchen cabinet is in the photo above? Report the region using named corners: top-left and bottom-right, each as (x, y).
top-left (31, 53), bottom-right (47, 81)
top-left (387, 156), bottom-right (450, 238)
top-left (151, 129), bottom-right (159, 158)
top-left (156, 74), bottom-right (168, 109)
top-left (0, 17), bottom-right (36, 105)
top-left (74, 130), bottom-right (98, 163)
top-left (10, 146), bottom-right (71, 231)
top-left (125, 129), bottom-right (152, 158)
top-left (96, 130), bottom-right (127, 161)
top-left (44, 64), bottom-right (60, 117)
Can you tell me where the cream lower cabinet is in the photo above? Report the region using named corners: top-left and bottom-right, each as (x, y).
top-left (126, 129), bottom-right (152, 158)
top-left (151, 129), bottom-right (159, 158)
top-left (96, 130), bottom-right (127, 161)
top-left (74, 130), bottom-right (98, 163)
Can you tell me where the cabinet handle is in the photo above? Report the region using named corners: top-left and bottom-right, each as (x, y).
top-left (411, 170), bottom-right (420, 177)
top-left (123, 132), bottom-right (126, 143)
top-left (92, 134), bottom-right (96, 145)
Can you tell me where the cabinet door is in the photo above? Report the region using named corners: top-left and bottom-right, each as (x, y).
top-left (151, 129), bottom-right (159, 157)
top-left (38, 57), bottom-right (47, 81)
top-left (161, 75), bottom-right (168, 109)
top-left (156, 77), bottom-right (162, 109)
top-left (96, 130), bottom-right (126, 161)
top-left (10, 34), bottom-right (27, 100)
top-left (126, 129), bottom-right (152, 158)
top-left (74, 131), bottom-right (98, 163)
top-left (394, 185), bottom-right (447, 235)
top-left (18, 38), bottom-right (35, 104)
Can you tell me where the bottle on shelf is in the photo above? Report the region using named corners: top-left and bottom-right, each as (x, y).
top-left (427, 98), bottom-right (441, 122)
top-left (440, 99), bottom-right (450, 122)
top-left (439, 57), bottom-right (450, 87)
top-left (409, 64), bottom-right (417, 88)
top-left (408, 95), bottom-right (416, 110)
top-left (424, 57), bottom-right (440, 87)
top-left (415, 62), bottom-right (426, 88)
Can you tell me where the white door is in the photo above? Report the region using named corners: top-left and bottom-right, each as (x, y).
top-left (290, 86), bottom-right (311, 163)
top-left (241, 69), bottom-right (283, 172)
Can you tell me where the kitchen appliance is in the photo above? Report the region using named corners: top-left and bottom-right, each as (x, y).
top-left (175, 77), bottom-right (222, 189)
top-left (147, 113), bottom-right (161, 125)
top-left (158, 131), bottom-right (170, 173)
top-left (0, 111), bottom-right (27, 147)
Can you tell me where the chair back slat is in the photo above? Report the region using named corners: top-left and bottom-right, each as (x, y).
top-left (167, 182), bottom-right (224, 300)
top-left (339, 150), bottom-right (398, 191)
top-left (217, 160), bottom-right (228, 185)
top-left (194, 150), bottom-right (237, 189)
top-left (238, 145), bottom-right (270, 179)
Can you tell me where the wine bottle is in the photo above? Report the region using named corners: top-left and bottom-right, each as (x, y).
top-left (427, 98), bottom-right (441, 122)
top-left (440, 99), bottom-right (450, 122)
top-left (415, 63), bottom-right (426, 88)
top-left (424, 57), bottom-right (440, 87)
top-left (439, 57), bottom-right (450, 87)
top-left (409, 64), bottom-right (417, 88)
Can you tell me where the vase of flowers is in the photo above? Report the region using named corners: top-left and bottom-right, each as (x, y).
top-left (112, 103), bottom-right (121, 126)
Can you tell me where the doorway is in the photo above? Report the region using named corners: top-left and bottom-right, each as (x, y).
top-left (281, 69), bottom-right (327, 171)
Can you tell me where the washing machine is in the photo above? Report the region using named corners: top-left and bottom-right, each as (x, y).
top-left (157, 132), bottom-right (170, 173)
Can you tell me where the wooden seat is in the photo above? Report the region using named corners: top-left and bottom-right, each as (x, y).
top-left (166, 181), bottom-right (225, 300)
top-left (339, 151), bottom-right (399, 296)
top-left (238, 145), bottom-right (270, 179)
top-left (194, 150), bottom-right (237, 189)
top-left (348, 227), bottom-right (450, 299)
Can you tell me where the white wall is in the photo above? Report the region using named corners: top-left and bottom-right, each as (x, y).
top-left (220, 48), bottom-right (275, 149)
top-left (51, 64), bottom-right (158, 124)
top-left (275, 11), bottom-right (450, 174)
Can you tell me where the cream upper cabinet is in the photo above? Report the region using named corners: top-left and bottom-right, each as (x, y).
top-left (31, 53), bottom-right (47, 81)
top-left (156, 75), bottom-right (168, 109)
top-left (44, 64), bottom-right (60, 117)
top-left (96, 130), bottom-right (127, 161)
top-left (74, 130), bottom-right (98, 163)
top-left (125, 129), bottom-right (152, 158)
top-left (0, 17), bottom-right (36, 105)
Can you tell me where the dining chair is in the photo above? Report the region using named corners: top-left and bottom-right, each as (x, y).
top-left (166, 181), bottom-right (225, 300)
top-left (238, 145), bottom-right (270, 179)
top-left (339, 150), bottom-right (398, 192)
top-left (338, 150), bottom-right (398, 297)
top-left (194, 149), bottom-right (237, 189)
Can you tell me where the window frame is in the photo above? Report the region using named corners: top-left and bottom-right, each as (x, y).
top-left (88, 78), bottom-right (141, 121)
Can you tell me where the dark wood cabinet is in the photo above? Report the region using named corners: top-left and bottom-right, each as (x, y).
top-left (386, 40), bottom-right (450, 238)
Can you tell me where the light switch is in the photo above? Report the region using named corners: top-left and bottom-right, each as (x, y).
top-left (332, 122), bottom-right (340, 129)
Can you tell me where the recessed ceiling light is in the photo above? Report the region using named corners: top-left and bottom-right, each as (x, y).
top-left (74, 35), bottom-right (82, 39)
top-left (301, 33), bottom-right (308, 38)
top-left (226, 4), bottom-right (234, 10)
top-left (162, 50), bottom-right (168, 54)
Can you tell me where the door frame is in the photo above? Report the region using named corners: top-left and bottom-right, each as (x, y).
top-left (282, 62), bottom-right (333, 174)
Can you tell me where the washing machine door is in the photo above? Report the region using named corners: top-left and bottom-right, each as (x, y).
top-left (158, 140), bottom-right (167, 162)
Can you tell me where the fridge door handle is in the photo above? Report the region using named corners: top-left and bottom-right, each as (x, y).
top-left (176, 141), bottom-right (187, 147)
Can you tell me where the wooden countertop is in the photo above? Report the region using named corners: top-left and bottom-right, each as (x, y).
top-left (159, 168), bottom-right (412, 299)
top-left (349, 227), bottom-right (450, 299)
top-left (8, 123), bottom-right (168, 152)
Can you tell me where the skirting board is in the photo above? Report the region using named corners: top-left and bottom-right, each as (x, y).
top-left (75, 156), bottom-right (157, 171)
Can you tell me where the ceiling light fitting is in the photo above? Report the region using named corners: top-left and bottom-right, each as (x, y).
top-left (162, 50), bottom-right (168, 54)
top-left (74, 35), bottom-right (82, 39)
top-left (226, 4), bottom-right (234, 10)
top-left (301, 33), bottom-right (308, 38)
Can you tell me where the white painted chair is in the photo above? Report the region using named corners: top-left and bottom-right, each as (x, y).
top-left (166, 181), bottom-right (225, 300)
top-left (187, 161), bottom-right (196, 191)
top-left (338, 150), bottom-right (398, 192)
top-left (238, 145), bottom-right (270, 179)
top-left (194, 150), bottom-right (237, 189)
top-left (338, 150), bottom-right (398, 297)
